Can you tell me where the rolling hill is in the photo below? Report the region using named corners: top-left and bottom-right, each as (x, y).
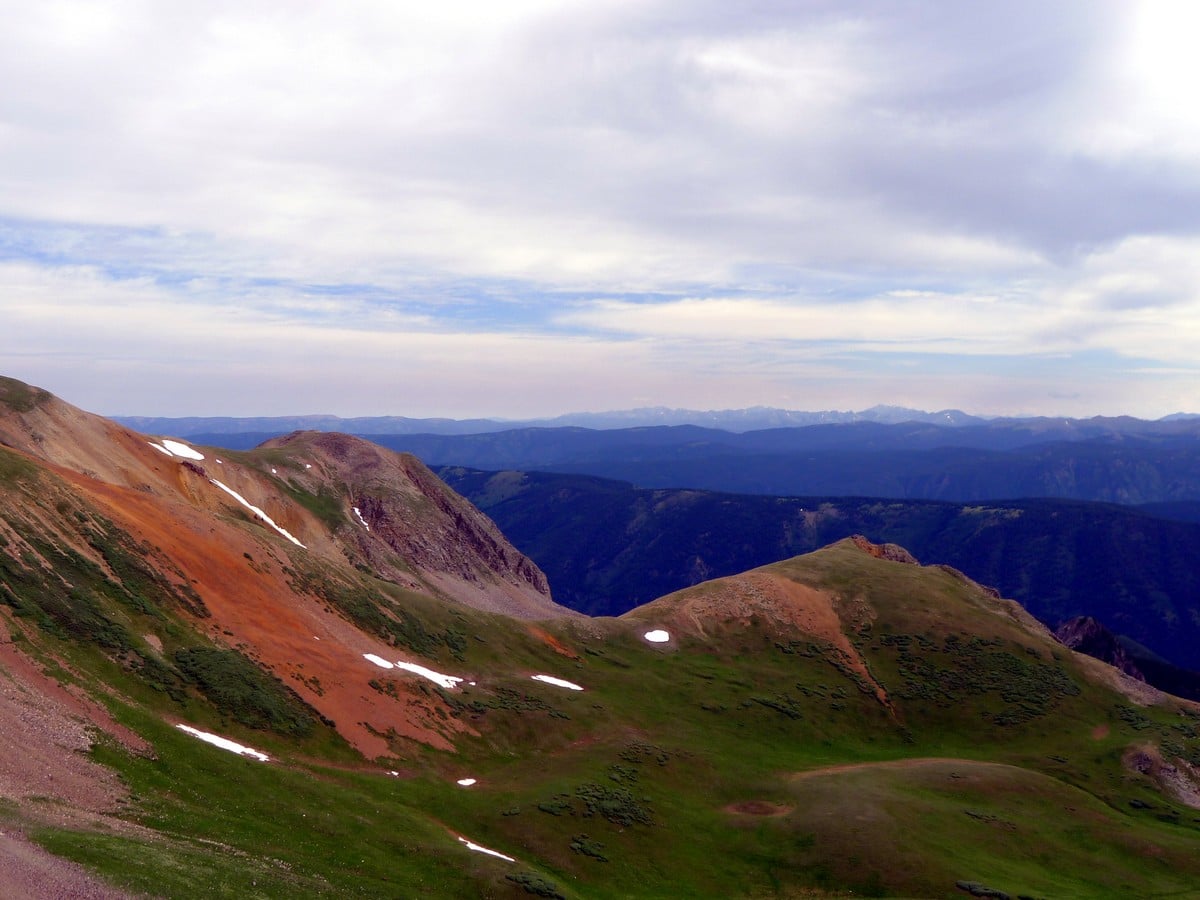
top-left (4, 376), bottom-right (1200, 898)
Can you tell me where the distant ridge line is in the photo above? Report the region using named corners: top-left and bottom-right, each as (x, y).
top-left (113, 406), bottom-right (1197, 438)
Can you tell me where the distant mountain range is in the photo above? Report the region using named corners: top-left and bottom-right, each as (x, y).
top-left (172, 417), bottom-right (1200, 505)
top-left (114, 404), bottom-right (1197, 437)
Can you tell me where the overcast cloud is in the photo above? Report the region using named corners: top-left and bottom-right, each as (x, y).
top-left (2, 0), bottom-right (1198, 417)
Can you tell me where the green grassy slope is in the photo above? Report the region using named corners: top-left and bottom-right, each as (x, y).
top-left (4, 486), bottom-right (1199, 900)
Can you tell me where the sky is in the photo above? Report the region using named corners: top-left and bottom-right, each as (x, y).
top-left (2, 0), bottom-right (1199, 419)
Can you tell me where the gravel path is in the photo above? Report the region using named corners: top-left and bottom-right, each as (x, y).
top-left (0, 636), bottom-right (150, 899)
top-left (0, 830), bottom-right (137, 900)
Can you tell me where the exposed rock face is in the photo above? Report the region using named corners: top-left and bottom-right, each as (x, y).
top-left (1124, 744), bottom-right (1200, 809)
top-left (850, 534), bottom-right (919, 565)
top-left (1055, 616), bottom-right (1146, 682)
top-left (260, 431), bottom-right (563, 619)
top-left (1056, 615), bottom-right (1200, 702)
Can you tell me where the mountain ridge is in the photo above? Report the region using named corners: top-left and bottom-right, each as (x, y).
top-left (6, 375), bottom-right (1200, 897)
top-left (114, 404), bottom-right (1200, 437)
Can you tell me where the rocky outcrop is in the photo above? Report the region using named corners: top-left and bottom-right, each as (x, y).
top-left (1055, 616), bottom-right (1146, 682)
top-left (850, 534), bottom-right (919, 565)
top-left (1057, 615), bottom-right (1200, 702)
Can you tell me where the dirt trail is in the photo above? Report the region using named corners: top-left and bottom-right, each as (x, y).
top-left (0, 638), bottom-right (148, 898)
top-left (0, 831), bottom-right (139, 900)
top-left (789, 756), bottom-right (1004, 781)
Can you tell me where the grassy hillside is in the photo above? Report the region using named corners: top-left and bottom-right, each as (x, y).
top-left (6, 477), bottom-right (1200, 898)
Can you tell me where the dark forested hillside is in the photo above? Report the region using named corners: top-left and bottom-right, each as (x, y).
top-left (440, 467), bottom-right (1200, 670)
top-left (541, 440), bottom-right (1200, 504)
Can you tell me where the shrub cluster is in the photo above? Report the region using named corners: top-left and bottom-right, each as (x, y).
top-left (882, 633), bottom-right (1081, 725)
top-left (292, 570), bottom-right (467, 659)
top-left (537, 783), bottom-right (653, 827)
top-left (174, 647), bottom-right (316, 736)
top-left (505, 873), bottom-right (565, 898)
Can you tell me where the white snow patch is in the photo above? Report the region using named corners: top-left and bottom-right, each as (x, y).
top-left (457, 778), bottom-right (477, 787)
top-left (394, 661), bottom-right (464, 690)
top-left (363, 654), bottom-right (465, 690)
top-left (305, 463), bottom-right (312, 469)
top-left (161, 439), bottom-right (205, 460)
top-left (644, 629), bottom-right (670, 643)
top-left (457, 836), bottom-right (514, 863)
top-left (352, 506), bottom-right (370, 531)
top-left (388, 770), bottom-right (400, 776)
top-left (531, 674), bottom-right (584, 691)
top-left (215, 459), bottom-right (223, 464)
top-left (210, 479), bottom-right (306, 548)
top-left (148, 441), bottom-right (174, 457)
top-left (176, 724), bottom-right (269, 761)
top-left (271, 467), bottom-right (277, 474)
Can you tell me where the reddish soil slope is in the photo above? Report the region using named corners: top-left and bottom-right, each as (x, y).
top-left (0, 377), bottom-right (571, 759)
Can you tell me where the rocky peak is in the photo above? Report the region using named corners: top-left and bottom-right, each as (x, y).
top-left (1055, 616), bottom-right (1146, 682)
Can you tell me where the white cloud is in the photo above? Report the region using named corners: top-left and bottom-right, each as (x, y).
top-left (1, 1), bottom-right (1198, 417)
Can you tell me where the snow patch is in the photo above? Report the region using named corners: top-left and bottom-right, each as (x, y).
top-left (457, 778), bottom-right (477, 787)
top-left (364, 654), bottom-right (464, 689)
top-left (271, 467), bottom-right (277, 474)
top-left (394, 661), bottom-right (464, 690)
top-left (457, 836), bottom-right (514, 863)
top-left (644, 629), bottom-right (670, 643)
top-left (161, 439), bottom-right (205, 460)
top-left (210, 479), bottom-right (306, 548)
top-left (176, 724), bottom-right (269, 761)
top-left (352, 506), bottom-right (370, 531)
top-left (531, 674), bottom-right (584, 691)
top-left (148, 441), bottom-right (174, 457)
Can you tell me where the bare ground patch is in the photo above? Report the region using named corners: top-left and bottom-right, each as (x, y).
top-left (0, 636), bottom-right (154, 898)
top-left (724, 800), bottom-right (794, 817)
